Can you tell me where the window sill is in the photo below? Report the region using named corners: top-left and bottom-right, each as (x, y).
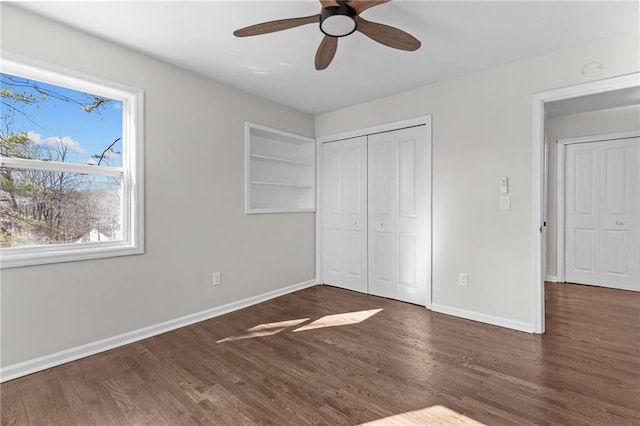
top-left (1, 242), bottom-right (144, 269)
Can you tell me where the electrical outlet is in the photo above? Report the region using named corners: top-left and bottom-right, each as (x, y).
top-left (212, 272), bottom-right (221, 286)
top-left (459, 273), bottom-right (468, 287)
top-left (499, 196), bottom-right (510, 210)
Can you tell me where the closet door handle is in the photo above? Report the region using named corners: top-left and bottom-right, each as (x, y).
top-left (616, 221), bottom-right (624, 225)
top-left (353, 221), bottom-right (358, 226)
top-left (380, 222), bottom-right (384, 227)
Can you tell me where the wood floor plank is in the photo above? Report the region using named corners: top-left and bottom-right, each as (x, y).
top-left (1, 282), bottom-right (639, 425)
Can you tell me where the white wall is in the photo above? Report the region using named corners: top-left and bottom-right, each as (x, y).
top-left (316, 30), bottom-right (640, 327)
top-left (545, 105), bottom-right (640, 279)
top-left (0, 5), bottom-right (316, 368)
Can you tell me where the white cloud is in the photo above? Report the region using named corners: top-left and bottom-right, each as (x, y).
top-left (102, 150), bottom-right (121, 159)
top-left (27, 131), bottom-right (87, 155)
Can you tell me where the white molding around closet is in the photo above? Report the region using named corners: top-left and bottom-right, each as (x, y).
top-left (316, 116), bottom-right (432, 144)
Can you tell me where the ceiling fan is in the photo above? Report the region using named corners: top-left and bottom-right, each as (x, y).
top-left (234, 0), bottom-right (421, 70)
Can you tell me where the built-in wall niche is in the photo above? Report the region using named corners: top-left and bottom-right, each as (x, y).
top-left (245, 123), bottom-right (316, 214)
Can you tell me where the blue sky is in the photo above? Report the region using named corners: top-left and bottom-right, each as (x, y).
top-left (1, 73), bottom-right (123, 167)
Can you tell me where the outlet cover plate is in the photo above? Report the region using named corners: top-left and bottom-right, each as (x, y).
top-left (212, 272), bottom-right (221, 286)
top-left (459, 272), bottom-right (468, 287)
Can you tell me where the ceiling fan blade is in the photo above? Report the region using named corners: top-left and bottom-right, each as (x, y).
top-left (234, 14), bottom-right (320, 37)
top-left (347, 0), bottom-right (390, 15)
top-left (315, 36), bottom-right (338, 70)
top-left (356, 17), bottom-right (421, 51)
top-left (320, 0), bottom-right (340, 7)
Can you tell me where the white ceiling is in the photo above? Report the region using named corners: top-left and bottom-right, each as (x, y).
top-left (15, 1), bottom-right (640, 115)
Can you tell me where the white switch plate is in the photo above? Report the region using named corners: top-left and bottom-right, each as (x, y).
top-left (459, 273), bottom-right (468, 287)
top-left (500, 177), bottom-right (509, 194)
top-left (212, 272), bottom-right (221, 286)
top-left (499, 196), bottom-right (510, 210)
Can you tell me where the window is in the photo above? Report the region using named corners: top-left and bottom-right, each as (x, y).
top-left (0, 56), bottom-right (144, 268)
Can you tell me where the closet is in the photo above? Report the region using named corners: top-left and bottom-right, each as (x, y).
top-left (563, 135), bottom-right (639, 291)
top-left (321, 124), bottom-right (430, 306)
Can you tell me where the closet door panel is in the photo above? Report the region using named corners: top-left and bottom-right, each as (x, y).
top-left (322, 137), bottom-right (368, 293)
top-left (369, 126), bottom-right (428, 305)
top-left (399, 234), bottom-right (417, 287)
top-left (396, 126), bottom-right (428, 305)
top-left (368, 133), bottom-right (397, 299)
top-left (398, 139), bottom-right (417, 218)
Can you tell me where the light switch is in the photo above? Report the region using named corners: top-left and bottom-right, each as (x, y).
top-left (500, 177), bottom-right (509, 194)
top-left (499, 196), bottom-right (510, 210)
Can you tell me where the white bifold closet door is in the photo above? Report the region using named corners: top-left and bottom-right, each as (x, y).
top-left (565, 137), bottom-right (640, 291)
top-left (368, 127), bottom-right (429, 305)
top-left (321, 136), bottom-right (368, 293)
top-left (321, 126), bottom-right (428, 305)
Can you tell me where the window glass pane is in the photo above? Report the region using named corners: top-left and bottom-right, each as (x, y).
top-left (1, 167), bottom-right (122, 247)
top-left (0, 73), bottom-right (123, 167)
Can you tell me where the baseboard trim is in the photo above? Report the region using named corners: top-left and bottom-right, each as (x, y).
top-left (0, 279), bottom-right (317, 383)
top-left (431, 303), bottom-right (535, 333)
top-left (545, 275), bottom-right (559, 282)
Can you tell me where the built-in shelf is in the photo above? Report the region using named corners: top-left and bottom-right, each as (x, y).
top-left (250, 154), bottom-right (312, 166)
top-left (248, 207), bottom-right (317, 214)
top-left (245, 123), bottom-right (316, 214)
top-left (251, 181), bottom-right (314, 188)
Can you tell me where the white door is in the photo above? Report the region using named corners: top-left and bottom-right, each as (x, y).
top-left (565, 137), bottom-right (640, 291)
top-left (368, 126), bottom-right (429, 305)
top-left (321, 137), bottom-right (368, 293)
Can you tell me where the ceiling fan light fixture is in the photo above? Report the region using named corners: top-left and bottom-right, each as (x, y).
top-left (320, 4), bottom-right (357, 37)
top-left (233, 0), bottom-right (422, 70)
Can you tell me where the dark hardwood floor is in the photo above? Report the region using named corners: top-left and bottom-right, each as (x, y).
top-left (1, 282), bottom-right (639, 425)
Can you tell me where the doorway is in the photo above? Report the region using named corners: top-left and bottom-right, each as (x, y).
top-left (533, 74), bottom-right (640, 333)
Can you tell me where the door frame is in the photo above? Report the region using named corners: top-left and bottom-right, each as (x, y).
top-left (555, 130), bottom-right (640, 283)
top-left (532, 72), bottom-right (640, 333)
top-left (316, 115), bottom-right (433, 308)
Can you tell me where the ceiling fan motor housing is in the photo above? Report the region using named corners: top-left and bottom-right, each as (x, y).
top-left (320, 3), bottom-right (357, 37)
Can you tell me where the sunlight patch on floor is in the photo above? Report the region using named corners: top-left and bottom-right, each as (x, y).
top-left (360, 405), bottom-right (485, 425)
top-left (217, 318), bottom-right (309, 343)
top-left (293, 309), bottom-right (383, 332)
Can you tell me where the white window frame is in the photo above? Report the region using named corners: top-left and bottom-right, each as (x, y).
top-left (0, 54), bottom-right (144, 268)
